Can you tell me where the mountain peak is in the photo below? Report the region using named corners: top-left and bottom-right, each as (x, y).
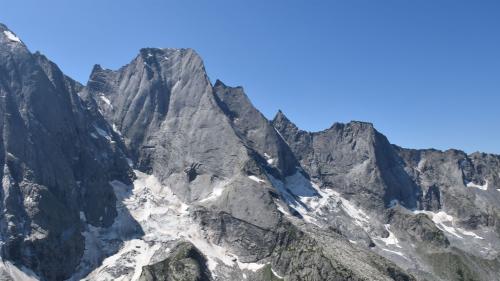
top-left (137, 47), bottom-right (199, 61)
top-left (214, 79), bottom-right (226, 87)
top-left (272, 109), bottom-right (298, 131)
top-left (274, 109), bottom-right (287, 120)
top-left (213, 79), bottom-right (244, 91)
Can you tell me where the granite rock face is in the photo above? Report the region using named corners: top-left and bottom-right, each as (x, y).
top-left (272, 111), bottom-right (500, 280)
top-left (0, 24), bottom-right (132, 280)
top-left (272, 111), bottom-right (420, 212)
top-left (138, 242), bottom-right (212, 281)
top-left (0, 23), bottom-right (499, 281)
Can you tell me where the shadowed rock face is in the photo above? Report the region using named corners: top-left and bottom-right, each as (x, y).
top-left (396, 147), bottom-right (500, 232)
top-left (212, 80), bottom-right (299, 178)
top-left (1, 22), bottom-right (500, 281)
top-left (272, 111), bottom-right (420, 213)
top-left (0, 24), bottom-right (132, 280)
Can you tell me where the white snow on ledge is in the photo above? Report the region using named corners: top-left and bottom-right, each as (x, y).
top-left (466, 180), bottom-right (488, 191)
top-left (263, 153), bottom-right (275, 165)
top-left (0, 259), bottom-right (39, 281)
top-left (99, 95), bottom-right (112, 108)
top-left (413, 210), bottom-right (484, 240)
top-left (199, 180), bottom-right (229, 203)
top-left (377, 224), bottom-right (402, 248)
top-left (248, 175), bottom-right (265, 183)
top-left (271, 267), bottom-right (284, 279)
top-left (3, 30), bottom-right (22, 43)
top-left (269, 171), bottom-right (372, 230)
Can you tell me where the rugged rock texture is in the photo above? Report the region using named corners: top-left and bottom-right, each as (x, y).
top-left (0, 23), bottom-right (499, 281)
top-left (84, 48), bottom-right (285, 265)
top-left (272, 111), bottom-right (420, 213)
top-left (268, 223), bottom-right (416, 281)
top-left (86, 48), bottom-right (249, 195)
top-left (212, 80), bottom-right (298, 178)
top-left (272, 111), bottom-right (500, 280)
top-left (0, 24), bottom-right (132, 280)
top-left (396, 147), bottom-right (500, 232)
top-left (385, 207), bottom-right (450, 248)
top-left (139, 242), bottom-right (212, 281)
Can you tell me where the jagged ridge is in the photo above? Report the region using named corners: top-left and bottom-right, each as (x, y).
top-left (0, 23), bottom-right (499, 281)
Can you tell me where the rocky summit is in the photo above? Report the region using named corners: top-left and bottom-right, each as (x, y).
top-left (0, 23), bottom-right (499, 281)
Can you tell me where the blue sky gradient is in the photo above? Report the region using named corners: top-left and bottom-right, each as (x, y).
top-left (1, 0), bottom-right (499, 153)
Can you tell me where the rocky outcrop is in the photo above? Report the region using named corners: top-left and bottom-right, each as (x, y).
top-left (396, 147), bottom-right (500, 232)
top-left (213, 80), bottom-right (299, 178)
top-left (272, 111), bottom-right (420, 213)
top-left (139, 242), bottom-right (212, 281)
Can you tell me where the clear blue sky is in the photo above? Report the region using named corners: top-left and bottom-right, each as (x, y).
top-left (2, 0), bottom-right (499, 154)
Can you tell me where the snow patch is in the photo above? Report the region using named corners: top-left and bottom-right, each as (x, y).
top-left (466, 180), bottom-right (488, 191)
top-left (271, 267), bottom-right (284, 279)
top-left (337, 194), bottom-right (370, 227)
top-left (199, 180), bottom-right (228, 203)
top-left (413, 210), bottom-right (484, 240)
top-left (112, 123), bottom-right (122, 136)
top-left (3, 31), bottom-right (22, 43)
top-left (248, 175), bottom-right (265, 183)
top-left (376, 224), bottom-right (401, 248)
top-left (0, 259), bottom-right (39, 281)
top-left (237, 261), bottom-right (266, 271)
top-left (263, 153), bottom-right (275, 165)
top-left (269, 171), bottom-right (371, 230)
top-left (99, 95), bottom-right (112, 107)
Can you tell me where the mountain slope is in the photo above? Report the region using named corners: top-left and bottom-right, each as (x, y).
top-left (0, 22), bottom-right (499, 281)
top-left (0, 24), bottom-right (133, 280)
top-left (272, 111), bottom-right (500, 280)
top-left (84, 48), bottom-right (416, 280)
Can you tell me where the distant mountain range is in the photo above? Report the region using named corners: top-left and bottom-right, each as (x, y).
top-left (1, 23), bottom-right (499, 281)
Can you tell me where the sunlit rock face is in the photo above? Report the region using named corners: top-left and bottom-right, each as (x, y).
top-left (1, 22), bottom-right (500, 281)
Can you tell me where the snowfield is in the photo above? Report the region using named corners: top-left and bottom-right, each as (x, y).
top-left (70, 171), bottom-right (269, 281)
top-left (3, 30), bottom-right (22, 43)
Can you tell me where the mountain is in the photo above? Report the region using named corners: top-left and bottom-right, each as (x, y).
top-left (0, 24), bottom-right (133, 280)
top-left (0, 23), bottom-right (499, 281)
